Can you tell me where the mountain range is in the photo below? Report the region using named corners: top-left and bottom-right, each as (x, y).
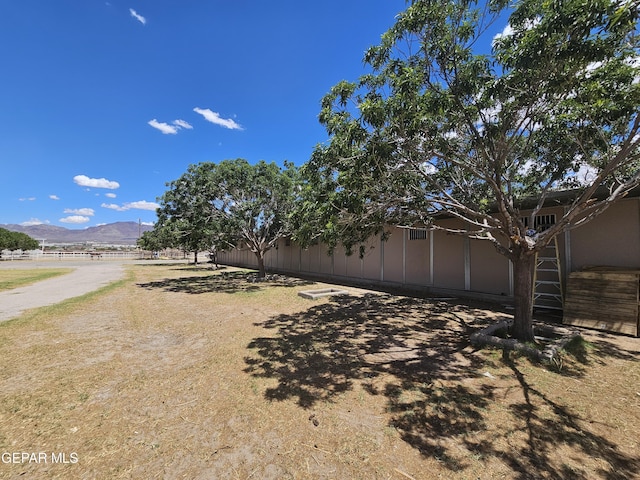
top-left (0, 222), bottom-right (154, 245)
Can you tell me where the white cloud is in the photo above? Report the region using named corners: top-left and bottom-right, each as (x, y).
top-left (20, 218), bottom-right (47, 227)
top-left (517, 159), bottom-right (537, 177)
top-left (101, 203), bottom-right (126, 211)
top-left (568, 163), bottom-right (599, 186)
top-left (173, 119), bottom-right (193, 129)
top-left (625, 56), bottom-right (640, 84)
top-left (60, 215), bottom-right (91, 224)
top-left (64, 208), bottom-right (95, 216)
top-left (141, 221), bottom-right (155, 226)
top-left (493, 17), bottom-right (541, 46)
top-left (193, 107), bottom-right (243, 130)
top-left (148, 119), bottom-right (179, 135)
top-left (443, 130), bottom-right (458, 139)
top-left (101, 200), bottom-right (159, 212)
top-left (19, 197), bottom-right (36, 201)
top-left (126, 200), bottom-right (159, 211)
top-left (148, 118), bottom-right (194, 134)
top-left (125, 200), bottom-right (159, 210)
top-left (419, 162), bottom-right (437, 175)
top-left (493, 24), bottom-right (514, 44)
top-left (49, 195), bottom-right (60, 200)
top-left (105, 192), bottom-right (117, 198)
top-left (584, 61), bottom-right (604, 79)
top-left (129, 8), bottom-right (146, 25)
top-left (73, 175), bottom-right (120, 189)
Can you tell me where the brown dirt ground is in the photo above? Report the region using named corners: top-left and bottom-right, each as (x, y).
top-left (0, 263), bottom-right (639, 479)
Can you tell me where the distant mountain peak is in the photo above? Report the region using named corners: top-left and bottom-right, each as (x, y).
top-left (0, 221), bottom-right (154, 245)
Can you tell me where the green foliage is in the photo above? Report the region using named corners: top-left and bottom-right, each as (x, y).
top-left (207, 159), bottom-right (298, 275)
top-left (137, 227), bottom-right (175, 252)
top-left (154, 162), bottom-right (225, 259)
top-left (299, 0), bottom-right (640, 339)
top-left (0, 228), bottom-right (40, 253)
top-left (303, 0), bottom-right (639, 253)
top-left (155, 159), bottom-right (298, 275)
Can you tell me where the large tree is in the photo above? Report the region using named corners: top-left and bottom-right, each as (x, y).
top-left (157, 159), bottom-right (298, 277)
top-left (137, 225), bottom-right (176, 255)
top-left (155, 163), bottom-right (227, 264)
top-left (297, 0), bottom-right (640, 341)
top-left (0, 228), bottom-right (39, 257)
top-left (206, 159), bottom-right (298, 278)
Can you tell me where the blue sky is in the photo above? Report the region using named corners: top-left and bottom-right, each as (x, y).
top-left (0, 1), bottom-right (409, 228)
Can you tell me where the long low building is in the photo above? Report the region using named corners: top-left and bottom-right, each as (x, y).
top-left (217, 195), bottom-right (640, 307)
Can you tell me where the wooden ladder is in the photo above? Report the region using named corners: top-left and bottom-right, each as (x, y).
top-left (533, 236), bottom-right (564, 311)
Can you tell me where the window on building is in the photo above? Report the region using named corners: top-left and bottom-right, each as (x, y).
top-left (522, 214), bottom-right (556, 231)
top-left (408, 229), bottom-right (428, 240)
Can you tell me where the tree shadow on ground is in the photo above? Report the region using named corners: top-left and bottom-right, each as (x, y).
top-left (537, 323), bottom-right (640, 379)
top-left (246, 294), bottom-right (496, 403)
top-left (136, 270), bottom-right (314, 295)
top-left (177, 265), bottom-right (229, 272)
top-left (137, 262), bottom-right (191, 267)
top-left (497, 356), bottom-right (640, 480)
top-left (245, 294), bottom-right (501, 468)
top-left (244, 293), bottom-right (640, 477)
top-left (582, 330), bottom-right (640, 361)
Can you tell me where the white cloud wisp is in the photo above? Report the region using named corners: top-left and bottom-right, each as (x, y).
top-left (64, 208), bottom-right (95, 216)
top-left (101, 200), bottom-right (159, 212)
top-left (193, 107), bottom-right (243, 130)
top-left (148, 119), bottom-right (179, 135)
top-left (173, 119), bottom-right (193, 130)
top-left (74, 175), bottom-right (120, 190)
top-left (59, 215), bottom-right (91, 224)
top-left (148, 119), bottom-right (193, 134)
top-left (20, 218), bottom-right (47, 227)
top-left (129, 8), bottom-right (146, 25)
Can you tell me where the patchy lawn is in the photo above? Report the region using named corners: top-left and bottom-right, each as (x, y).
top-left (0, 263), bottom-right (638, 479)
top-left (0, 268), bottom-right (72, 292)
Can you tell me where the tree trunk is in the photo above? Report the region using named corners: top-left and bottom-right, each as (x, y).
top-left (511, 252), bottom-right (536, 342)
top-left (194, 250), bottom-right (198, 265)
top-left (255, 252), bottom-right (266, 278)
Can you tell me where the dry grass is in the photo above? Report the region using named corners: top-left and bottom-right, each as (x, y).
top-left (0, 263), bottom-right (638, 479)
top-left (0, 268), bottom-right (72, 292)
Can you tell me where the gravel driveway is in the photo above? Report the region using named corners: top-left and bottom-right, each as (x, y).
top-left (0, 260), bottom-right (130, 322)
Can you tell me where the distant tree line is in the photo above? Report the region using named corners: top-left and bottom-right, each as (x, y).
top-left (138, 159), bottom-right (298, 278)
top-left (0, 228), bottom-right (40, 256)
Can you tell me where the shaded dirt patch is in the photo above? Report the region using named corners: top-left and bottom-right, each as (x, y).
top-left (245, 294), bottom-right (497, 407)
top-left (244, 293), bottom-right (640, 478)
top-left (137, 268), bottom-right (314, 295)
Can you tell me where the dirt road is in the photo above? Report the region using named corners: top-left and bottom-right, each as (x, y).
top-left (0, 260), bottom-right (130, 322)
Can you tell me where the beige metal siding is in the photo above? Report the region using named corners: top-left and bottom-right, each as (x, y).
top-left (362, 236), bottom-right (381, 280)
top-left (382, 229), bottom-right (404, 283)
top-left (345, 248), bottom-right (361, 278)
top-left (320, 247), bottom-right (333, 275)
top-left (469, 238), bottom-right (510, 295)
top-left (571, 199), bottom-right (640, 270)
top-left (432, 220), bottom-right (464, 289)
top-left (333, 245), bottom-right (347, 277)
top-left (299, 245), bottom-right (311, 272)
top-left (405, 229), bottom-right (430, 285)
